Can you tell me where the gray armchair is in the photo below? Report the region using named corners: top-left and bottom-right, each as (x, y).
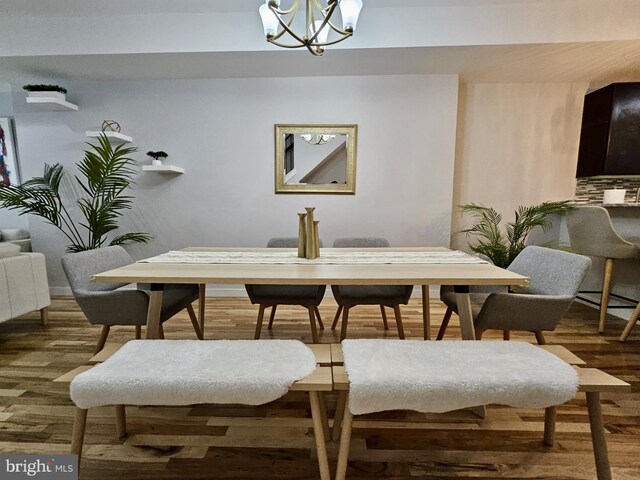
top-left (330, 237), bottom-right (413, 341)
top-left (437, 246), bottom-right (591, 344)
top-left (62, 246), bottom-right (202, 353)
top-left (245, 237), bottom-right (326, 343)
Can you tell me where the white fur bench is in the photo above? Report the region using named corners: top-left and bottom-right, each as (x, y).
top-left (67, 340), bottom-right (333, 480)
top-left (332, 340), bottom-right (630, 480)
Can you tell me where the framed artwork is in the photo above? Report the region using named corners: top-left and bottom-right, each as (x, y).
top-left (0, 117), bottom-right (20, 186)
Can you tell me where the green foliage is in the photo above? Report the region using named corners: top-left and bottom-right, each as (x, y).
top-left (0, 134), bottom-right (151, 253)
top-left (22, 84), bottom-right (68, 94)
top-left (146, 151), bottom-right (168, 160)
top-left (460, 201), bottom-right (573, 268)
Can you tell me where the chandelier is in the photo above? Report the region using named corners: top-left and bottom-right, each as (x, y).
top-left (259, 0), bottom-right (363, 56)
top-left (301, 133), bottom-right (336, 145)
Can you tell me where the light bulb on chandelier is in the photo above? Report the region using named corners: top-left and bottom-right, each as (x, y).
top-left (259, 0), bottom-right (363, 56)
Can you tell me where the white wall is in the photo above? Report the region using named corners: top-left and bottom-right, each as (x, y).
top-left (451, 82), bottom-right (588, 250)
top-left (12, 75), bottom-right (460, 294)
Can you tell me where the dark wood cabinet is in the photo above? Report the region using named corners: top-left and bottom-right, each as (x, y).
top-left (576, 83), bottom-right (640, 177)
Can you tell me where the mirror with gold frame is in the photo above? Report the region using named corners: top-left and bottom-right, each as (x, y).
top-left (274, 124), bottom-right (357, 194)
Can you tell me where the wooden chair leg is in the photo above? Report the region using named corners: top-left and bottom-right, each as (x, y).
top-left (115, 405), bottom-right (127, 438)
top-left (198, 284), bottom-right (206, 336)
top-left (95, 325), bottom-right (110, 354)
top-left (331, 305), bottom-right (343, 330)
top-left (335, 398), bottom-right (354, 480)
top-left (40, 307), bottom-right (49, 326)
top-left (392, 305), bottom-right (405, 339)
top-left (599, 258), bottom-right (614, 334)
top-left (254, 305), bottom-right (266, 339)
top-left (586, 392), bottom-right (612, 480)
top-left (71, 408), bottom-right (88, 464)
top-left (268, 305), bottom-right (277, 329)
top-left (309, 391), bottom-right (331, 480)
top-left (475, 328), bottom-right (484, 340)
top-left (543, 406), bottom-right (556, 446)
top-left (187, 304), bottom-right (203, 340)
top-left (436, 307), bottom-right (453, 340)
top-left (503, 330), bottom-right (510, 341)
top-left (535, 331), bottom-right (547, 345)
top-left (135, 325), bottom-right (142, 339)
top-left (422, 285), bottom-right (431, 340)
top-left (620, 301), bottom-right (640, 342)
top-left (332, 390), bottom-right (348, 442)
top-left (379, 305), bottom-right (389, 330)
top-left (340, 307), bottom-right (350, 342)
top-left (314, 306), bottom-right (325, 330)
top-left (308, 307), bottom-right (319, 344)
top-left (158, 323), bottom-right (165, 339)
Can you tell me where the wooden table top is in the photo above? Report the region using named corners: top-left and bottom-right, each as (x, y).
top-left (92, 247), bottom-right (529, 286)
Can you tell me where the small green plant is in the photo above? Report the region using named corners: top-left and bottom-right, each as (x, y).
top-left (460, 201), bottom-right (573, 268)
top-left (22, 84), bottom-right (68, 94)
top-left (0, 134), bottom-right (151, 253)
top-left (147, 151), bottom-right (168, 160)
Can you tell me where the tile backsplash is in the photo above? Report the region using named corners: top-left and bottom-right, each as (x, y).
top-left (575, 177), bottom-right (640, 204)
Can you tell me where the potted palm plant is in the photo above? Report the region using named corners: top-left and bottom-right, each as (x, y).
top-left (460, 201), bottom-right (573, 268)
top-left (0, 134), bottom-right (151, 253)
top-left (147, 151), bottom-right (168, 166)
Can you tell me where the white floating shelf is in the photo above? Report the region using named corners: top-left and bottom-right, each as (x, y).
top-left (85, 131), bottom-right (133, 143)
top-left (26, 96), bottom-right (79, 111)
top-left (142, 165), bottom-right (184, 174)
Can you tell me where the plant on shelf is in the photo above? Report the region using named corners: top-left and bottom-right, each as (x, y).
top-left (22, 84), bottom-right (68, 95)
top-left (460, 200), bottom-right (573, 268)
top-left (147, 151), bottom-right (168, 166)
top-left (0, 134), bottom-right (151, 253)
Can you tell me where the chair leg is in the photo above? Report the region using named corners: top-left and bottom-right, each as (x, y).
top-left (503, 330), bottom-right (510, 341)
top-left (599, 258), bottom-right (615, 334)
top-left (135, 325), bottom-right (141, 339)
top-left (535, 331), bottom-right (547, 345)
top-left (586, 392), bottom-right (612, 480)
top-left (340, 307), bottom-right (350, 342)
top-left (436, 307), bottom-right (453, 340)
top-left (187, 304), bottom-right (203, 340)
top-left (335, 398), bottom-right (354, 480)
top-left (71, 408), bottom-right (88, 464)
top-left (95, 325), bottom-right (110, 354)
top-left (392, 305), bottom-right (405, 339)
top-left (544, 406), bottom-right (556, 447)
top-left (475, 328), bottom-right (484, 340)
top-left (115, 405), bottom-right (127, 438)
top-left (268, 305), bottom-right (277, 329)
top-left (254, 305), bottom-right (266, 339)
top-left (331, 305), bottom-right (343, 330)
top-left (379, 305), bottom-right (389, 330)
top-left (308, 307), bottom-right (319, 344)
top-left (40, 307), bottom-right (49, 326)
top-left (314, 306), bottom-right (325, 330)
top-left (198, 284), bottom-right (206, 337)
top-left (158, 323), bottom-right (165, 339)
top-left (620, 301), bottom-right (640, 342)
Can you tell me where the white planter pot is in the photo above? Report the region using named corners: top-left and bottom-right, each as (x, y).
top-left (151, 159), bottom-right (163, 166)
top-left (27, 91), bottom-right (66, 100)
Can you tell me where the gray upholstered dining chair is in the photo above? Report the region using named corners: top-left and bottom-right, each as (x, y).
top-left (330, 237), bottom-right (414, 341)
top-left (245, 237), bottom-right (326, 343)
top-left (62, 246), bottom-right (202, 353)
top-left (436, 246), bottom-right (591, 344)
top-left (567, 205), bottom-right (640, 334)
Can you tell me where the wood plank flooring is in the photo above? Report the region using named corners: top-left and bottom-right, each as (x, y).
top-left (0, 296), bottom-right (638, 479)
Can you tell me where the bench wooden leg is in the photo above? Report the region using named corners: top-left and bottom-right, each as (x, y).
top-left (71, 408), bottom-right (88, 464)
top-left (309, 392), bottom-right (331, 480)
top-left (332, 390), bottom-right (348, 442)
top-left (308, 307), bottom-right (320, 344)
top-left (335, 398), bottom-right (354, 480)
top-left (187, 304), bottom-right (203, 340)
top-left (268, 305), bottom-right (277, 329)
top-left (379, 305), bottom-right (389, 330)
top-left (314, 306), bottom-right (325, 330)
top-left (198, 284), bottom-right (206, 337)
top-left (544, 406), bottom-right (556, 446)
top-left (40, 307), bottom-right (49, 326)
top-left (422, 285), bottom-right (431, 340)
top-left (115, 405), bottom-right (127, 438)
top-left (393, 305), bottom-right (405, 339)
top-left (95, 325), bottom-right (110, 354)
top-left (331, 305), bottom-right (343, 330)
top-left (587, 392), bottom-right (612, 480)
top-left (254, 305), bottom-right (266, 339)
top-left (318, 392), bottom-right (330, 441)
top-left (620, 301), bottom-right (640, 342)
top-left (436, 307), bottom-right (453, 340)
top-left (340, 307), bottom-right (350, 342)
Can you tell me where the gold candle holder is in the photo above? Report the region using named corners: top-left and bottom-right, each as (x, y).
top-left (313, 220), bottom-right (320, 258)
top-left (305, 207), bottom-right (317, 259)
top-left (297, 213), bottom-right (307, 258)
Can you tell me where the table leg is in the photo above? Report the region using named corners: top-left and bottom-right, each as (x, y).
top-left (454, 285), bottom-right (476, 340)
top-left (198, 284), bottom-right (206, 337)
top-left (587, 392), bottom-right (612, 480)
top-left (422, 285), bottom-right (431, 340)
top-left (146, 284), bottom-right (164, 339)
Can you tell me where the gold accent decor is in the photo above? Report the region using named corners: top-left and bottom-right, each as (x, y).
top-left (313, 221), bottom-right (320, 258)
top-left (305, 207), bottom-right (317, 259)
top-left (298, 213), bottom-right (307, 258)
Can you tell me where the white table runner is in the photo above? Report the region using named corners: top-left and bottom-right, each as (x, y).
top-left (139, 250), bottom-right (488, 265)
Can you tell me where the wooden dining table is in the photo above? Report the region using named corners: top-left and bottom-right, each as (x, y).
top-left (92, 247), bottom-right (529, 341)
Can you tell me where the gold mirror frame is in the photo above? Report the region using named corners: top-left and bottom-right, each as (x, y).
top-left (274, 124), bottom-right (357, 194)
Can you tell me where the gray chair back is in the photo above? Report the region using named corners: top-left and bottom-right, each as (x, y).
top-left (507, 246), bottom-right (591, 297)
top-left (267, 237), bottom-right (324, 248)
top-left (62, 246), bottom-right (132, 294)
top-left (333, 237), bottom-right (390, 248)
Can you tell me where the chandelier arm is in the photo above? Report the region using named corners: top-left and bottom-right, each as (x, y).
top-left (308, 34), bottom-right (352, 48)
top-left (268, 39), bottom-right (307, 49)
top-left (323, 17), bottom-right (353, 36)
top-left (305, 43), bottom-right (323, 56)
top-left (271, 0), bottom-right (300, 16)
top-left (308, 0), bottom-right (338, 43)
top-left (269, 3), bottom-right (309, 46)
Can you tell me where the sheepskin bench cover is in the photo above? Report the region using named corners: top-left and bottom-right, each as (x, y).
top-left (341, 339), bottom-right (579, 415)
top-left (70, 339), bottom-right (317, 409)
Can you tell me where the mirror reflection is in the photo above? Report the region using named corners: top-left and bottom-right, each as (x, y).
top-left (275, 124), bottom-right (357, 194)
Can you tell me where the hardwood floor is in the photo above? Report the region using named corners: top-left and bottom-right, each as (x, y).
top-left (0, 296), bottom-right (638, 479)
